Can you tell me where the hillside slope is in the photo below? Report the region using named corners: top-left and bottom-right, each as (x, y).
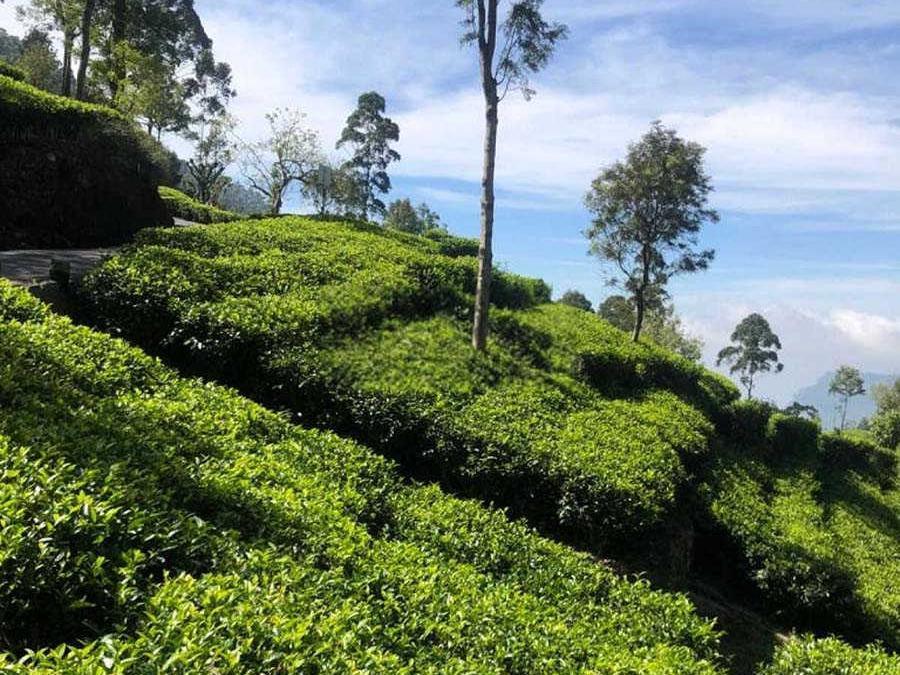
top-left (0, 278), bottom-right (725, 671)
top-left (78, 217), bottom-right (900, 665)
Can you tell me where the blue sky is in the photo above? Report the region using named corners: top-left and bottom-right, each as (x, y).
top-left (3, 0), bottom-right (899, 402)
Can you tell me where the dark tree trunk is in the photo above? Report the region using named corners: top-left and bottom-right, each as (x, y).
top-left (61, 30), bottom-right (74, 97)
top-left (109, 0), bottom-right (126, 100)
top-left (471, 0), bottom-right (498, 352)
top-left (75, 0), bottom-right (96, 100)
top-left (632, 292), bottom-right (645, 342)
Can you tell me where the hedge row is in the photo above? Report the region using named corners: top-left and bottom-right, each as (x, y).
top-left (159, 186), bottom-right (243, 224)
top-left (699, 424), bottom-right (900, 648)
top-left (0, 278), bottom-right (724, 671)
top-left (81, 220), bottom-right (721, 552)
top-left (0, 75), bottom-right (171, 249)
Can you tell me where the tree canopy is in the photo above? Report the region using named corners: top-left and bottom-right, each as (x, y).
top-left (585, 122), bottom-right (718, 342)
top-left (716, 313), bottom-right (784, 399)
top-left (559, 289), bottom-right (593, 312)
top-left (336, 91), bottom-right (400, 220)
top-left (829, 366), bottom-right (866, 433)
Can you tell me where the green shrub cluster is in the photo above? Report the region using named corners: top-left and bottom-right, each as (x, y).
top-left (0, 60), bottom-right (26, 82)
top-left (82, 224), bottom-right (719, 550)
top-left (700, 427), bottom-right (900, 647)
top-left (0, 278), bottom-right (724, 671)
top-left (159, 186), bottom-right (242, 224)
top-left (763, 636), bottom-right (900, 675)
top-left (79, 218), bottom-right (900, 653)
top-left (0, 75), bottom-right (171, 249)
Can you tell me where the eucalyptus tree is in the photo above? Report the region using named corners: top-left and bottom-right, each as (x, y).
top-left (717, 313), bottom-right (784, 399)
top-left (829, 365), bottom-right (866, 433)
top-left (456, 0), bottom-right (567, 351)
top-left (585, 122), bottom-right (718, 342)
top-left (336, 91), bottom-right (400, 221)
top-left (184, 113), bottom-right (235, 205)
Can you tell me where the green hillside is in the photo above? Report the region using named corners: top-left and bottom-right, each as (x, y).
top-left (77, 216), bottom-right (900, 664)
top-left (0, 278), bottom-right (724, 671)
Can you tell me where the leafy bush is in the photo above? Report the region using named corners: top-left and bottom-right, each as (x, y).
top-left (159, 186), bottom-right (242, 224)
top-left (763, 636), bottom-right (900, 675)
top-left (0, 74), bottom-right (171, 249)
top-left (766, 413), bottom-right (820, 456)
top-left (0, 280), bottom-right (725, 671)
top-left (0, 61), bottom-right (26, 82)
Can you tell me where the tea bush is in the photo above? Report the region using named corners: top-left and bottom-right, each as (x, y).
top-left (0, 278), bottom-right (726, 671)
top-left (763, 636), bottom-right (900, 674)
top-left (159, 186), bottom-right (242, 224)
top-left (0, 75), bottom-right (171, 248)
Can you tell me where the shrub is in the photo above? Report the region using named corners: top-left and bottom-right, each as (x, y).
top-left (0, 75), bottom-right (171, 249)
top-left (766, 413), bottom-right (820, 456)
top-left (871, 410), bottom-right (900, 450)
top-left (0, 280), bottom-right (726, 671)
top-left (158, 186), bottom-right (242, 224)
top-left (0, 61), bottom-right (26, 82)
top-left (763, 636), bottom-right (900, 675)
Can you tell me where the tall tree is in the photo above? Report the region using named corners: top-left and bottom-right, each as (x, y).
top-left (585, 122), bottom-right (718, 342)
top-left (457, 0), bottom-right (567, 351)
top-left (716, 313), bottom-right (784, 399)
top-left (829, 366), bottom-right (866, 433)
top-left (240, 108), bottom-right (322, 215)
top-left (336, 91), bottom-right (400, 221)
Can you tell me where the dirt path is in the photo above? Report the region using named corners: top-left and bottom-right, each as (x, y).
top-left (0, 249), bottom-right (118, 285)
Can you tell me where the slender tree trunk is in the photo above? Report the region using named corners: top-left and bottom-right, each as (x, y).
top-left (75, 0), bottom-right (96, 100)
top-left (61, 31), bottom-right (74, 97)
top-left (840, 396), bottom-right (848, 433)
top-left (471, 0), bottom-right (498, 352)
top-left (632, 292), bottom-right (645, 342)
top-left (109, 0), bottom-right (126, 100)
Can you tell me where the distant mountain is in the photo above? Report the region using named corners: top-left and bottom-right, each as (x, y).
top-left (794, 372), bottom-right (897, 429)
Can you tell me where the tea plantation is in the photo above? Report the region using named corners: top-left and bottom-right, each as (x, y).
top-left (74, 216), bottom-right (900, 671)
top-left (1, 279), bottom-right (727, 671)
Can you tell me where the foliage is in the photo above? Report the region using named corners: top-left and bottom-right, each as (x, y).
top-left (598, 294), bottom-right (704, 362)
top-left (14, 28), bottom-right (63, 92)
top-left (0, 277), bottom-right (724, 671)
top-left (559, 289), bottom-right (592, 312)
top-left (0, 73), bottom-right (170, 248)
top-left (216, 180), bottom-right (269, 216)
top-left (830, 365), bottom-right (867, 432)
top-left (585, 122), bottom-right (718, 341)
top-left (240, 107), bottom-right (322, 215)
top-left (717, 313), bottom-right (784, 399)
top-left (783, 401), bottom-right (820, 421)
top-left (182, 113), bottom-right (235, 204)
top-left (301, 159), bottom-right (362, 217)
top-left (763, 637), bottom-right (900, 675)
top-left (158, 186), bottom-right (241, 224)
top-left (384, 198), bottom-right (446, 234)
top-left (336, 91), bottom-right (400, 220)
top-left (81, 219), bottom-right (722, 554)
top-left (0, 58), bottom-right (26, 81)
